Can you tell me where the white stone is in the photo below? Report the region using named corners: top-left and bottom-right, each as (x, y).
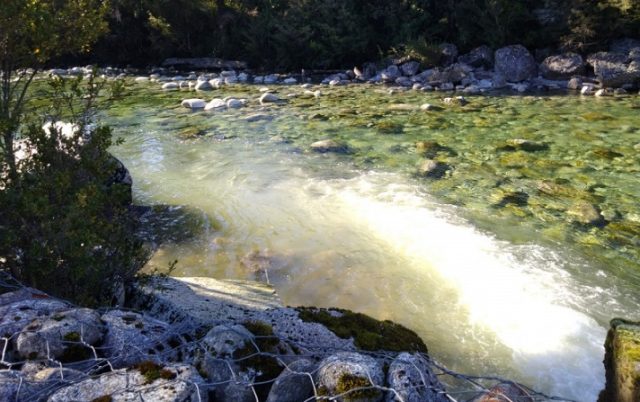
top-left (134, 76), bottom-right (149, 82)
top-left (226, 99), bottom-right (244, 108)
top-left (161, 82), bottom-right (178, 90)
top-left (181, 99), bottom-right (206, 109)
top-left (259, 92), bottom-right (280, 104)
top-left (204, 98), bottom-right (227, 111)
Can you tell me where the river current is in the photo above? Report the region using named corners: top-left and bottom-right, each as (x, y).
top-left (108, 82), bottom-right (640, 401)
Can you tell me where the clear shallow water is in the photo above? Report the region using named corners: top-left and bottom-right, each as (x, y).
top-left (108, 82), bottom-right (640, 401)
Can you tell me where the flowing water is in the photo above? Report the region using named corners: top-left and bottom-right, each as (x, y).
top-left (106, 82), bottom-right (640, 401)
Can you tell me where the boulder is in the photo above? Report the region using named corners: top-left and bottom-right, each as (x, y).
top-left (381, 65), bottom-right (401, 82)
top-left (263, 74), bottom-right (279, 84)
top-left (599, 319), bottom-right (640, 402)
top-left (458, 45), bottom-right (494, 69)
top-left (266, 359), bottom-right (316, 402)
top-left (316, 352), bottom-right (384, 402)
top-left (0, 290), bottom-right (69, 340)
top-left (202, 324), bottom-right (253, 358)
top-left (494, 45), bottom-right (537, 82)
top-left (259, 92), bottom-right (280, 104)
top-left (587, 52), bottom-right (640, 88)
top-left (181, 99), bottom-right (206, 109)
top-left (226, 98), bottom-right (244, 108)
top-left (161, 82), bottom-right (178, 90)
top-left (386, 353), bottom-right (449, 402)
top-left (540, 53), bottom-right (585, 79)
top-left (205, 98), bottom-right (227, 111)
top-left (283, 77), bottom-right (297, 85)
top-left (48, 363), bottom-right (207, 402)
top-left (439, 43), bottom-right (458, 66)
top-left (100, 310), bottom-right (172, 368)
top-left (222, 382), bottom-right (255, 402)
top-left (400, 61), bottom-right (420, 76)
top-left (470, 382), bottom-right (534, 402)
top-left (195, 80), bottom-right (213, 91)
top-left (15, 308), bottom-right (104, 360)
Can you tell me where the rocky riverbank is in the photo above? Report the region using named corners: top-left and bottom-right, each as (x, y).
top-left (0, 276), bottom-right (542, 402)
top-left (47, 38), bottom-right (640, 97)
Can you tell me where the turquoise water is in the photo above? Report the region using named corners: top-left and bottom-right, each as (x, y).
top-left (108, 81), bottom-right (640, 401)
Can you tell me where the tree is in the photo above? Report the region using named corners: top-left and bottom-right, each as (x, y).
top-left (0, 0), bottom-right (108, 183)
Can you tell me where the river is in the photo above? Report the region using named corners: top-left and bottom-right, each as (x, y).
top-left (108, 82), bottom-right (640, 401)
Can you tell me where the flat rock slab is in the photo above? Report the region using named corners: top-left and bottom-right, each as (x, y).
top-left (133, 277), bottom-right (282, 326)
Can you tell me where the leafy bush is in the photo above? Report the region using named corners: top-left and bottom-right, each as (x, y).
top-left (0, 75), bottom-right (147, 307)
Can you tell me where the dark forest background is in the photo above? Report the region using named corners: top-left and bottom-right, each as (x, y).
top-left (76, 0), bottom-right (640, 70)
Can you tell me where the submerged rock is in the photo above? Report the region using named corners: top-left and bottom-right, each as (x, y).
top-left (310, 139), bottom-right (351, 154)
top-left (417, 160), bottom-right (451, 179)
top-left (567, 201), bottom-right (606, 226)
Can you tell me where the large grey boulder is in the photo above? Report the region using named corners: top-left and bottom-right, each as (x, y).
top-left (316, 352), bottom-right (385, 402)
top-left (381, 65), bottom-right (400, 82)
top-left (458, 45), bottom-right (494, 69)
top-left (400, 61), bottom-right (420, 76)
top-left (0, 289), bottom-right (69, 340)
top-left (100, 310), bottom-right (172, 368)
top-left (266, 359), bottom-right (316, 402)
top-left (222, 382), bottom-right (255, 402)
top-left (15, 308), bottom-right (104, 360)
top-left (540, 53), bottom-right (585, 79)
top-left (386, 353), bottom-right (449, 402)
top-left (587, 52), bottom-right (640, 87)
top-left (48, 363), bottom-right (207, 402)
top-left (494, 45), bottom-right (537, 82)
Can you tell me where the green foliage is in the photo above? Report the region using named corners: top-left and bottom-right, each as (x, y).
top-left (388, 38), bottom-right (442, 67)
top-left (0, 75), bottom-right (148, 307)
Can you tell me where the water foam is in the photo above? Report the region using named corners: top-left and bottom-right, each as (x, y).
top-left (317, 172), bottom-right (606, 401)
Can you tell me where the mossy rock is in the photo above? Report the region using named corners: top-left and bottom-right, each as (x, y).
top-left (599, 319), bottom-right (640, 402)
top-left (295, 307), bottom-right (427, 352)
top-left (335, 373), bottom-right (382, 401)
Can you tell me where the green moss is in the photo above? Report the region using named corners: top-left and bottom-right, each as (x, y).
top-left (135, 361), bottom-right (177, 384)
top-left (295, 307), bottom-right (427, 352)
top-left (242, 320), bottom-right (279, 349)
top-left (335, 373), bottom-right (382, 401)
